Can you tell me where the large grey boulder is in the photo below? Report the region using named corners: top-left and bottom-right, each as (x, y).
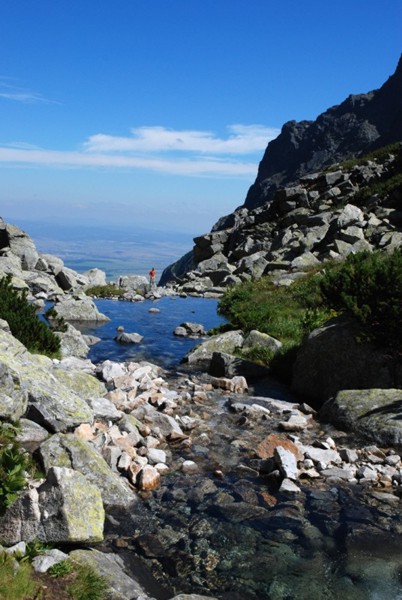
top-left (209, 351), bottom-right (270, 378)
top-left (82, 268), bottom-right (107, 289)
top-left (37, 467), bottom-right (104, 543)
top-left (118, 274), bottom-right (149, 294)
top-left (25, 367), bottom-right (95, 433)
top-left (0, 362), bottom-right (28, 420)
top-left (56, 267), bottom-right (88, 291)
top-left (50, 297), bottom-right (110, 322)
top-left (39, 433), bottom-right (136, 509)
top-left (0, 467), bottom-right (104, 545)
top-left (0, 328), bottom-right (95, 431)
top-left (321, 389), bottom-right (402, 446)
top-left (291, 317), bottom-right (402, 405)
top-left (40, 253), bottom-right (64, 276)
top-left (182, 330), bottom-right (244, 370)
top-left (56, 323), bottom-right (90, 358)
top-left (243, 330), bottom-right (282, 353)
top-left (4, 223), bottom-right (40, 271)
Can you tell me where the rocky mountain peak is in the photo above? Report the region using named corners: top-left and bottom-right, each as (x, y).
top-left (160, 55), bottom-right (402, 289)
top-left (240, 54), bottom-right (402, 214)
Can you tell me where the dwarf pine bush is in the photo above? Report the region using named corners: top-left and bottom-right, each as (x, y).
top-left (0, 274), bottom-right (60, 355)
top-left (320, 249), bottom-right (402, 356)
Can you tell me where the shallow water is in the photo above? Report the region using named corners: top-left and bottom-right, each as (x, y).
top-left (80, 296), bottom-right (227, 367)
top-left (77, 297), bottom-right (402, 599)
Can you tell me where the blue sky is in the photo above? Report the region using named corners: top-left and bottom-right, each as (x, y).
top-left (0, 0), bottom-right (401, 239)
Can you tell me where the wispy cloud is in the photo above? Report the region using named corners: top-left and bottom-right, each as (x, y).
top-left (0, 124), bottom-right (279, 177)
top-left (0, 79), bottom-right (57, 104)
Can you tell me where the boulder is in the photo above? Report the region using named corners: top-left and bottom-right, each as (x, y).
top-left (183, 330), bottom-right (244, 370)
top-left (56, 323), bottom-right (90, 358)
top-left (32, 549), bottom-right (69, 573)
top-left (40, 253), bottom-right (64, 276)
top-left (0, 362), bottom-right (28, 420)
top-left (82, 268), bottom-right (107, 289)
top-left (291, 317), bottom-right (402, 405)
top-left (39, 433), bottom-right (136, 509)
top-left (16, 418), bottom-right (49, 452)
top-left (174, 322), bottom-right (206, 337)
top-left (55, 267), bottom-right (86, 291)
top-left (37, 467), bottom-right (104, 543)
top-left (5, 223), bottom-right (40, 271)
top-left (118, 274), bottom-right (149, 295)
top-left (0, 467), bottom-right (104, 545)
top-left (321, 389), bottom-right (402, 446)
top-left (114, 330), bottom-right (144, 344)
top-left (0, 329), bottom-right (94, 431)
top-left (209, 351), bottom-right (270, 378)
top-left (49, 297), bottom-right (110, 322)
top-left (243, 330), bottom-right (282, 353)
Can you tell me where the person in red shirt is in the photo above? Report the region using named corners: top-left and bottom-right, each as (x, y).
top-left (149, 267), bottom-right (156, 287)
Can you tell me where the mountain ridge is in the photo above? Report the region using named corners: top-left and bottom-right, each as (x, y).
top-left (160, 54), bottom-right (402, 288)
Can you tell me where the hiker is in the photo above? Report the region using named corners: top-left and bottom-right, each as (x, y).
top-left (149, 267), bottom-right (156, 287)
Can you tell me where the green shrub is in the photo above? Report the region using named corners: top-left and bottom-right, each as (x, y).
top-left (320, 249), bottom-right (402, 356)
top-left (0, 426), bottom-right (30, 514)
top-left (218, 269), bottom-right (330, 345)
top-left (86, 284), bottom-right (124, 298)
top-left (217, 270), bottom-right (334, 381)
top-left (0, 274), bottom-right (61, 355)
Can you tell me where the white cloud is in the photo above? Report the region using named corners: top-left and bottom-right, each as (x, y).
top-left (83, 124), bottom-right (279, 155)
top-left (0, 146), bottom-right (258, 177)
top-left (0, 123), bottom-right (279, 177)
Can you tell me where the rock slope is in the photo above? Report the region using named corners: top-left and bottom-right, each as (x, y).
top-left (160, 55), bottom-right (402, 291)
top-left (161, 143), bottom-right (402, 294)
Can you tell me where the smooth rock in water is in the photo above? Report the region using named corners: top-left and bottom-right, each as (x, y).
top-left (255, 434), bottom-right (303, 461)
top-left (279, 478), bottom-right (302, 494)
top-left (138, 465), bottom-right (161, 491)
top-left (279, 414), bottom-right (310, 431)
top-left (182, 460), bottom-right (199, 474)
top-left (114, 330), bottom-right (144, 344)
top-left (274, 446), bottom-right (299, 481)
top-left (183, 330), bottom-right (244, 370)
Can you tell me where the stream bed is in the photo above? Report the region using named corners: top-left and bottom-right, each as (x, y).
top-left (80, 298), bottom-right (402, 599)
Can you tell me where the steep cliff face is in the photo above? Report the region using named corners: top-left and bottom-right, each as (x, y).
top-left (160, 55), bottom-right (402, 289)
top-left (241, 54), bottom-right (402, 213)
